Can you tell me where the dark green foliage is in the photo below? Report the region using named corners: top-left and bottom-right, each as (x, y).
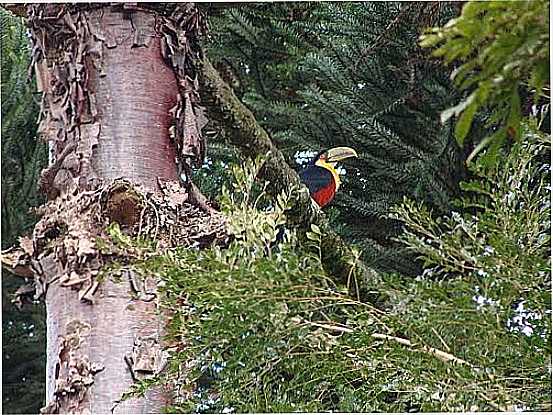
top-left (420, 0), bottom-right (550, 162)
top-left (146, 156), bottom-right (550, 412)
top-left (391, 119), bottom-right (551, 407)
top-left (1, 10), bottom-right (47, 246)
top-left (1, 9), bottom-right (47, 414)
top-left (393, 120), bottom-right (550, 301)
top-left (192, 142), bottom-right (240, 202)
top-left (2, 288), bottom-right (46, 414)
top-left (206, 2), bottom-right (471, 275)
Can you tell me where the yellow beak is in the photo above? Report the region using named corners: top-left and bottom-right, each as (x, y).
top-left (326, 147), bottom-right (358, 163)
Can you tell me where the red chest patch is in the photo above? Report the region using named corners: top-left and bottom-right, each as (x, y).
top-left (312, 181), bottom-right (336, 207)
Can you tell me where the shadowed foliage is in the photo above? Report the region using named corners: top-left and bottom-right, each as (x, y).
top-left (1, 9), bottom-right (47, 414)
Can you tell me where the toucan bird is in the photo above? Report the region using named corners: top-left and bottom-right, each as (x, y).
top-left (299, 147), bottom-right (358, 207)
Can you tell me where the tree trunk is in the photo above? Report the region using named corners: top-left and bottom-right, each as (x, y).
top-left (2, 4), bottom-right (221, 413)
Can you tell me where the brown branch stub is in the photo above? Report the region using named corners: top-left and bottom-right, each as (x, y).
top-left (1, 247), bottom-right (34, 279)
top-left (1, 3), bottom-right (27, 17)
top-left (196, 56), bottom-right (381, 297)
top-left (125, 335), bottom-right (168, 382)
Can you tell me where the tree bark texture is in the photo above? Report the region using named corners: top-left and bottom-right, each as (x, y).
top-left (1, 4), bottom-right (224, 413)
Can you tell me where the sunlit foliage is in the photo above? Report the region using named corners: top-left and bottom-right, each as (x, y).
top-left (420, 0), bottom-right (550, 162)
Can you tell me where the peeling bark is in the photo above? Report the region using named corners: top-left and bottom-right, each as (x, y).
top-left (197, 57), bottom-right (383, 299)
top-left (0, 3), bottom-right (223, 413)
top-left (12, 178), bottom-right (226, 414)
top-left (28, 3), bottom-right (208, 198)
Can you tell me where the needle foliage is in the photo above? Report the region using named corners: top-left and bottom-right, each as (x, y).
top-left (1, 9), bottom-right (47, 414)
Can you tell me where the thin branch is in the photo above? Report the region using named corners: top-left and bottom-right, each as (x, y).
top-left (371, 333), bottom-right (473, 366)
top-left (1, 247), bottom-right (33, 278)
top-left (301, 320), bottom-right (354, 334)
top-left (187, 181), bottom-right (218, 215)
top-left (296, 322), bottom-right (474, 368)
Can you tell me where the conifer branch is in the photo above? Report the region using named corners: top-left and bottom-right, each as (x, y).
top-left (197, 56), bottom-right (382, 299)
